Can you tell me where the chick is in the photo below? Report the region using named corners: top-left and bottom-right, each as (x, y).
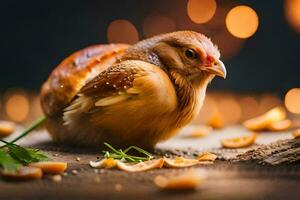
top-left (40, 31), bottom-right (226, 149)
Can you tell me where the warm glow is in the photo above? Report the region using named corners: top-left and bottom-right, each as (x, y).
top-left (285, 88), bottom-right (300, 114)
top-left (143, 15), bottom-right (176, 38)
top-left (193, 4), bottom-right (245, 59)
top-left (5, 94), bottom-right (29, 122)
top-left (30, 96), bottom-right (43, 120)
top-left (212, 30), bottom-right (244, 59)
top-left (196, 95), bottom-right (218, 123)
top-left (218, 98), bottom-right (242, 124)
top-left (107, 19), bottom-right (139, 44)
top-left (226, 5), bottom-right (259, 39)
top-left (259, 94), bottom-right (282, 114)
top-left (285, 0), bottom-right (300, 32)
top-left (240, 96), bottom-right (259, 120)
top-left (187, 0), bottom-right (217, 24)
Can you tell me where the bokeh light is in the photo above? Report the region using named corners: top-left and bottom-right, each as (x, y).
top-left (206, 4), bottom-right (245, 59)
top-left (259, 94), bottom-right (282, 114)
top-left (226, 5), bottom-right (259, 39)
top-left (5, 92), bottom-right (29, 122)
top-left (285, 88), bottom-right (300, 114)
top-left (187, 0), bottom-right (217, 24)
top-left (195, 94), bottom-right (218, 123)
top-left (240, 96), bottom-right (259, 120)
top-left (29, 96), bottom-right (43, 120)
top-left (212, 30), bottom-right (245, 59)
top-left (143, 15), bottom-right (176, 38)
top-left (285, 0), bottom-right (300, 32)
top-left (181, 3), bottom-right (245, 59)
top-left (218, 97), bottom-right (242, 124)
top-left (107, 19), bottom-right (139, 44)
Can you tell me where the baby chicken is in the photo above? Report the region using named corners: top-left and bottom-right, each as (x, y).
top-left (40, 31), bottom-right (226, 149)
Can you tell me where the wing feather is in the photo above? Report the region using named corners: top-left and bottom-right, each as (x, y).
top-left (62, 61), bottom-right (146, 125)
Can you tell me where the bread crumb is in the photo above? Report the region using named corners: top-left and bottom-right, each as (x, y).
top-left (115, 183), bottom-right (123, 191)
top-left (72, 170), bottom-right (78, 175)
top-left (94, 176), bottom-right (101, 183)
top-left (76, 157), bottom-right (81, 161)
top-left (52, 175), bottom-right (62, 182)
top-left (154, 171), bottom-right (203, 190)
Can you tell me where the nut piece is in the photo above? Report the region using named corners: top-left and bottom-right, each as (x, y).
top-left (182, 125), bottom-right (213, 138)
top-left (29, 161), bottom-right (67, 174)
top-left (117, 158), bottom-right (164, 172)
top-left (197, 152), bottom-right (217, 162)
top-left (154, 171), bottom-right (203, 190)
top-left (89, 158), bottom-right (117, 169)
top-left (2, 167), bottom-right (42, 180)
top-left (163, 157), bottom-right (199, 168)
top-left (0, 121), bottom-right (16, 138)
top-left (293, 129), bottom-right (300, 139)
top-left (267, 119), bottom-right (292, 131)
top-left (207, 112), bottom-right (224, 129)
top-left (221, 134), bottom-right (256, 148)
top-left (243, 107), bottom-right (286, 131)
top-left (51, 174), bottom-right (62, 182)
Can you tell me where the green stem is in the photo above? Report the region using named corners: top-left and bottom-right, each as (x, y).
top-left (104, 142), bottom-right (122, 155)
top-left (126, 155), bottom-right (150, 161)
top-left (0, 139), bottom-right (9, 144)
top-left (103, 142), bottom-right (154, 162)
top-left (123, 146), bottom-right (153, 158)
top-left (124, 156), bottom-right (136, 162)
top-left (0, 116), bottom-right (46, 148)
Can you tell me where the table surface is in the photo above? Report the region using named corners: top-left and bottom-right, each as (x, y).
top-left (0, 125), bottom-right (299, 200)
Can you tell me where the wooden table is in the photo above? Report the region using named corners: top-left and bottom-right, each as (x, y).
top-left (0, 126), bottom-right (299, 200)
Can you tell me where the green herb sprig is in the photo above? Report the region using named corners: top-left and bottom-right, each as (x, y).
top-left (0, 117), bottom-right (48, 172)
top-left (102, 142), bottom-right (153, 162)
top-left (0, 117), bottom-right (46, 148)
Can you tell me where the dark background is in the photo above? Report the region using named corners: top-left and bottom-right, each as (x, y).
top-left (0, 0), bottom-right (299, 95)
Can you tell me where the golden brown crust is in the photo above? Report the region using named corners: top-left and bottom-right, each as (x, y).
top-left (79, 63), bottom-right (136, 97)
top-left (40, 44), bottom-right (130, 117)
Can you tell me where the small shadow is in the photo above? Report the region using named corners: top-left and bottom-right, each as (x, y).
top-left (26, 141), bottom-right (101, 154)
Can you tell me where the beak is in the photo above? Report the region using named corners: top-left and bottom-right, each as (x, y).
top-left (202, 58), bottom-right (227, 79)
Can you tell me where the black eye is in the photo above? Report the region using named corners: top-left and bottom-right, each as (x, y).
top-left (184, 48), bottom-right (198, 60)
